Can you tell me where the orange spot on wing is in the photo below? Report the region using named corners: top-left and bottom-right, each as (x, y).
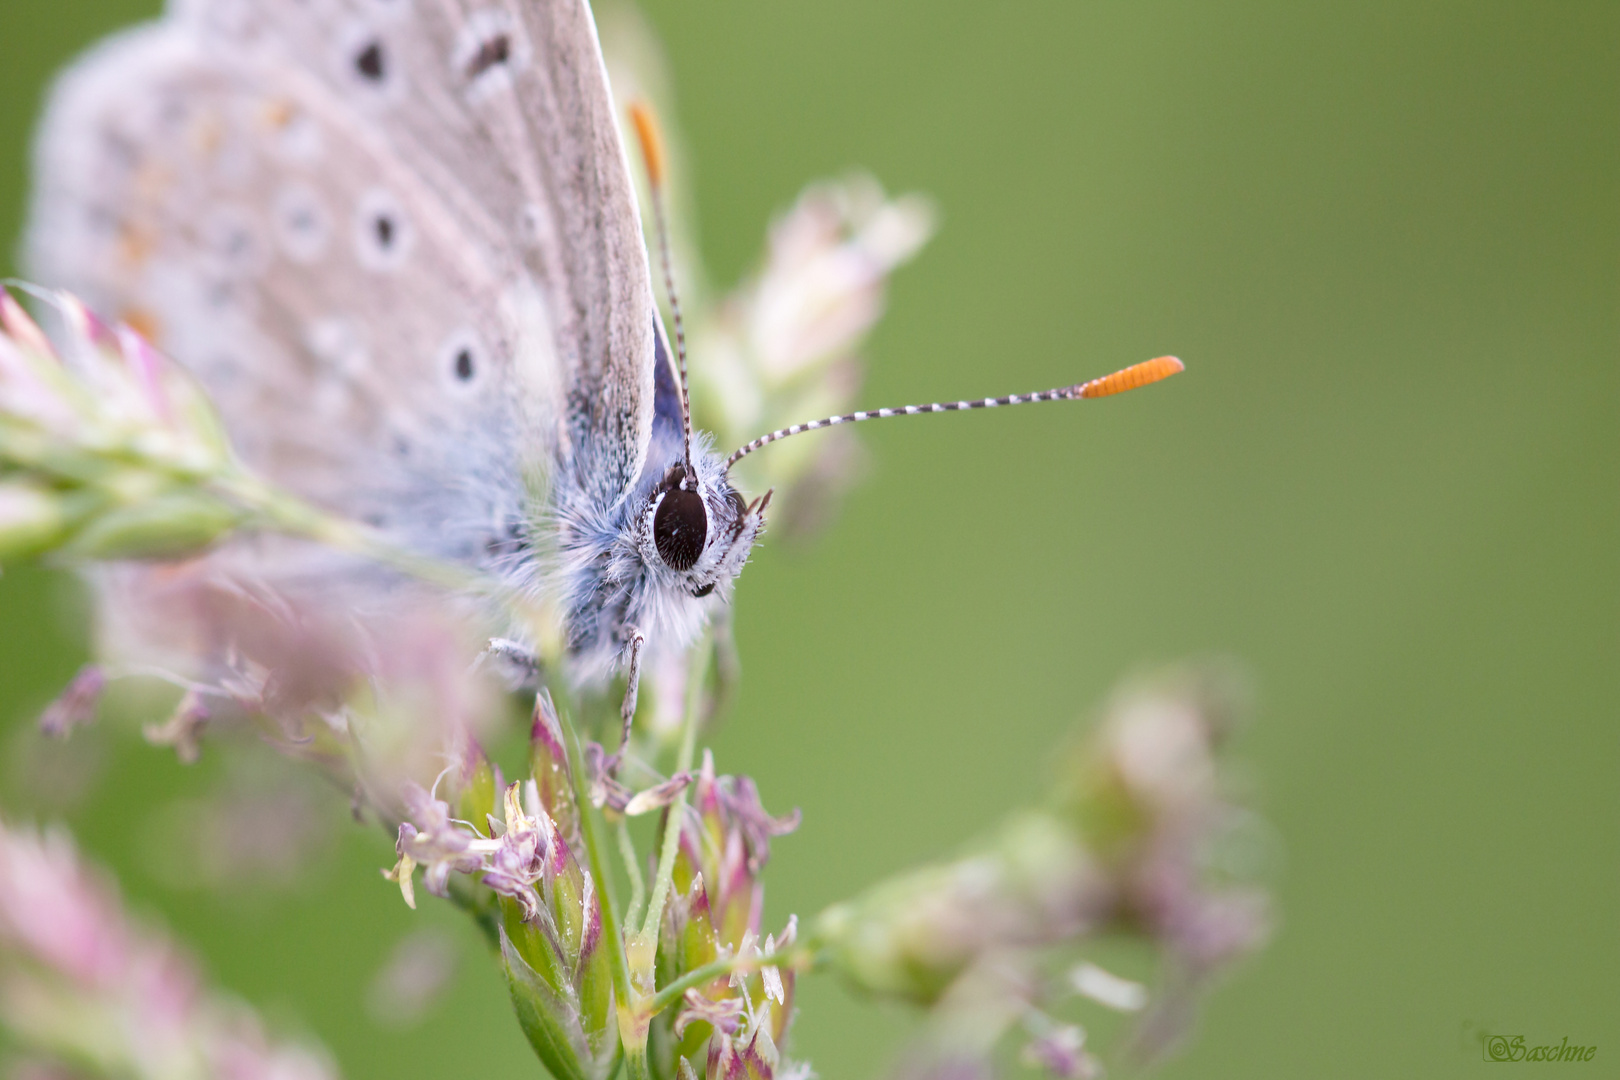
top-left (1078, 356), bottom-right (1185, 399)
top-left (116, 222), bottom-right (158, 269)
top-left (133, 160), bottom-right (171, 202)
top-left (628, 100), bottom-right (667, 189)
top-left (262, 99), bottom-right (295, 129)
top-left (120, 308), bottom-right (162, 345)
top-left (188, 110), bottom-right (223, 157)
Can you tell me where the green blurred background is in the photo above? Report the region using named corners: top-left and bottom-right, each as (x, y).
top-left (0, 1), bottom-right (1614, 1077)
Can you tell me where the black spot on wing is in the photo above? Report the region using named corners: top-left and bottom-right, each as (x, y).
top-left (355, 189), bottom-right (413, 271)
top-left (354, 40), bottom-right (386, 81)
top-left (464, 34), bottom-right (511, 79)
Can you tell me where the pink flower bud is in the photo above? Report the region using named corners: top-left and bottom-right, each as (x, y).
top-left (36, 666), bottom-right (104, 739)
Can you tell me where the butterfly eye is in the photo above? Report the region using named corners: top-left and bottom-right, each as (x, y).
top-left (653, 487), bottom-right (707, 572)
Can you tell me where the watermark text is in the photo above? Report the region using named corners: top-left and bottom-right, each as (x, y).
top-left (1484, 1036), bottom-right (1597, 1063)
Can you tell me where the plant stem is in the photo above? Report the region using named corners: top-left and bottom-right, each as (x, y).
top-left (444, 876), bottom-right (501, 953)
top-left (256, 485), bottom-right (488, 593)
top-left (620, 640), bottom-right (708, 1080)
top-left (638, 640), bottom-right (707, 943)
top-left (617, 819), bottom-right (647, 929)
top-left (215, 474), bottom-right (501, 597)
top-left (623, 1042), bottom-right (651, 1080)
top-left (641, 948), bottom-right (807, 1020)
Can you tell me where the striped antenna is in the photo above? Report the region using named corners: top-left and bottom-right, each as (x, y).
top-left (725, 356), bottom-right (1184, 469)
top-left (629, 100), bottom-right (695, 481)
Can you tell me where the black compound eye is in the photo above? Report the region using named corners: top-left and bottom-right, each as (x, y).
top-left (653, 487), bottom-right (707, 572)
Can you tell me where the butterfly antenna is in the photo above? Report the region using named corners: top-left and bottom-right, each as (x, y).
top-left (629, 100), bottom-right (695, 480)
top-left (725, 356), bottom-right (1185, 469)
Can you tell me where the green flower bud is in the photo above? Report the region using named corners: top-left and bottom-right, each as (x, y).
top-left (654, 751), bottom-right (802, 1072)
top-left (531, 690), bottom-right (582, 836)
top-left (813, 810), bottom-right (1098, 1006)
top-left (456, 745), bottom-right (500, 832)
top-left (0, 480), bottom-right (69, 560)
top-left (813, 669), bottom-right (1270, 1072)
top-left (488, 780), bottom-right (617, 1080)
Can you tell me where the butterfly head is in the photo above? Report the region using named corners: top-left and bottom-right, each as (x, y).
top-left (640, 456), bottom-right (770, 601)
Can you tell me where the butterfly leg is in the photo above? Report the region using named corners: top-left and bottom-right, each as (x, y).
top-left (478, 637), bottom-right (542, 690)
top-left (608, 626), bottom-right (646, 777)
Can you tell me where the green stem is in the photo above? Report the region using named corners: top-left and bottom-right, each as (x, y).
top-left (620, 641), bottom-right (708, 1080)
top-left (445, 875), bottom-right (501, 953)
top-left (265, 490), bottom-right (487, 592)
top-left (217, 474), bottom-right (498, 596)
top-left (618, 820), bottom-right (647, 929)
top-left (641, 947), bottom-right (808, 1020)
top-left (623, 1043), bottom-right (651, 1080)
top-left (638, 640), bottom-right (708, 943)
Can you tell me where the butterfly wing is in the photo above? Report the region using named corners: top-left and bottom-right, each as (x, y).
top-left (27, 0), bottom-right (657, 569)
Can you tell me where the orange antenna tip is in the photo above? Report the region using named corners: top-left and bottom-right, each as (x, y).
top-left (1077, 355), bottom-right (1184, 399)
top-left (628, 100), bottom-right (667, 189)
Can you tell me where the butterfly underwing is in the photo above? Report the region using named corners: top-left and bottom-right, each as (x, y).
top-left (27, 0), bottom-right (765, 699)
top-left (26, 0), bottom-right (1183, 736)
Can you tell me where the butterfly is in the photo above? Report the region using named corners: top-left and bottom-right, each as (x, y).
top-left (26, 0), bottom-right (1180, 735)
